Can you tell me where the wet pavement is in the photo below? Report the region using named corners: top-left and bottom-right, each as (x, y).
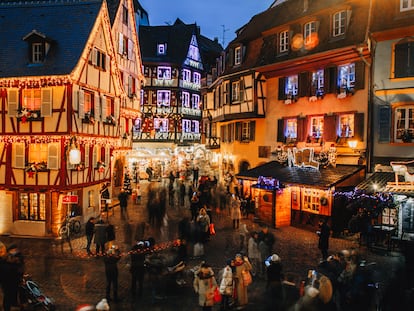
top-left (0, 180), bottom-right (412, 310)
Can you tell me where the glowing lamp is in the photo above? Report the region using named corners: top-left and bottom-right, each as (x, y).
top-left (68, 137), bottom-right (81, 165)
top-left (347, 140), bottom-right (358, 149)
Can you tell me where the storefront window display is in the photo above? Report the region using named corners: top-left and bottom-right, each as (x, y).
top-left (18, 192), bottom-right (46, 221)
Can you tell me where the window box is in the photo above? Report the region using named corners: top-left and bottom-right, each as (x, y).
top-left (72, 162), bottom-right (85, 171)
top-left (104, 115), bottom-right (116, 125)
top-left (25, 161), bottom-right (48, 177)
top-left (96, 161), bottom-right (105, 172)
top-left (83, 112), bottom-right (95, 124)
top-left (401, 129), bottom-right (413, 143)
top-left (17, 109), bottom-right (42, 123)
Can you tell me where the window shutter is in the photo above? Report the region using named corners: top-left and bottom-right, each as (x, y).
top-left (354, 61), bottom-right (365, 90)
top-left (278, 77), bottom-right (286, 100)
top-left (78, 90), bottom-right (85, 119)
top-left (250, 121), bottom-right (256, 141)
top-left (101, 96), bottom-right (107, 120)
top-left (128, 39), bottom-right (133, 60)
top-left (92, 48), bottom-right (98, 66)
top-left (324, 66), bottom-right (337, 94)
top-left (94, 93), bottom-right (101, 121)
top-left (13, 142), bottom-right (25, 168)
top-left (240, 79), bottom-right (244, 101)
top-left (378, 106), bottom-right (391, 143)
top-left (92, 145), bottom-right (98, 168)
top-left (47, 143), bottom-right (59, 169)
top-left (277, 118), bottom-right (285, 142)
top-left (323, 114), bottom-right (337, 142)
top-left (394, 43), bottom-right (408, 78)
top-left (114, 98), bottom-right (120, 119)
top-left (299, 72), bottom-right (310, 97)
top-left (84, 144), bottom-right (90, 168)
top-left (229, 48), bottom-right (234, 66)
top-left (7, 89), bottom-right (19, 117)
top-left (353, 112), bottom-right (364, 141)
top-left (235, 122), bottom-right (241, 141)
top-left (118, 33), bottom-right (124, 54)
top-left (128, 75), bottom-right (133, 96)
top-left (297, 117), bottom-right (306, 141)
top-left (41, 88), bottom-right (53, 116)
top-left (105, 147), bottom-right (110, 168)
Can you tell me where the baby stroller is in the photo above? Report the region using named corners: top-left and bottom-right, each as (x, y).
top-left (20, 274), bottom-right (55, 311)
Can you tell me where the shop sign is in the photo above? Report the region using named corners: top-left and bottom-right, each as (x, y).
top-left (62, 195), bottom-right (78, 204)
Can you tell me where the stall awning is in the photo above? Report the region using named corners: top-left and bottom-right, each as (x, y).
top-left (236, 161), bottom-right (365, 189)
top-left (356, 171), bottom-right (414, 195)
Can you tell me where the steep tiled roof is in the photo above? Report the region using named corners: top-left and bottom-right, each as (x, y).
top-left (236, 161), bottom-right (365, 189)
top-left (0, 0), bottom-right (102, 78)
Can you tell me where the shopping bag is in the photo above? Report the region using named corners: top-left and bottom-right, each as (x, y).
top-left (242, 269), bottom-right (252, 286)
top-left (194, 242), bottom-right (204, 257)
top-left (209, 223), bottom-right (216, 235)
top-left (213, 287), bottom-right (222, 303)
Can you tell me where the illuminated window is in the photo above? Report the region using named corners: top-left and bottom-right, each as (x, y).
top-left (192, 120), bottom-right (200, 133)
top-left (401, 0), bottom-right (414, 11)
top-left (84, 91), bottom-right (93, 114)
top-left (182, 92), bottom-right (190, 107)
top-left (311, 70), bottom-right (324, 97)
top-left (395, 106), bottom-right (414, 141)
top-left (339, 114), bottom-right (354, 138)
top-left (23, 89), bottom-right (41, 111)
top-left (102, 96), bottom-right (114, 119)
top-left (157, 66), bottom-right (171, 80)
top-left (18, 192), bottom-right (46, 221)
top-left (286, 75), bottom-right (298, 98)
top-left (242, 122), bottom-right (251, 141)
top-left (29, 143), bottom-right (48, 163)
top-left (154, 118), bottom-right (168, 132)
top-left (279, 30), bottom-right (289, 53)
top-left (157, 90), bottom-right (170, 107)
top-left (333, 11), bottom-right (347, 37)
top-left (182, 69), bottom-right (191, 82)
top-left (183, 119), bottom-right (191, 133)
top-left (191, 94), bottom-right (200, 109)
top-left (338, 63), bottom-right (355, 91)
top-left (310, 116), bottom-right (324, 138)
top-left (303, 189), bottom-right (320, 213)
top-left (304, 21), bottom-right (316, 42)
top-left (286, 118), bottom-right (297, 140)
top-left (193, 72), bottom-right (201, 85)
top-left (234, 46), bottom-right (241, 65)
top-left (157, 43), bottom-right (167, 55)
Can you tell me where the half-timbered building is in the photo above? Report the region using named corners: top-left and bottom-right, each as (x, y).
top-left (0, 0), bottom-right (142, 237)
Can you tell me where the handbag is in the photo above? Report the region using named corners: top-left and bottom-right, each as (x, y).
top-left (213, 287), bottom-right (222, 303)
top-left (242, 269), bottom-right (252, 286)
top-left (209, 223), bottom-right (216, 235)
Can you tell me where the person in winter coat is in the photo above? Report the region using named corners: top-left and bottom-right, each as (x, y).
top-left (230, 195), bottom-right (242, 229)
top-left (264, 254), bottom-right (284, 311)
top-left (94, 219), bottom-right (107, 255)
top-left (233, 253), bottom-right (252, 310)
top-left (247, 231), bottom-right (261, 277)
top-left (196, 207), bottom-right (211, 243)
top-left (85, 217), bottom-right (95, 255)
top-left (104, 245), bottom-right (121, 302)
top-left (106, 221), bottom-right (116, 249)
top-left (193, 263), bottom-right (217, 311)
top-left (129, 241), bottom-right (146, 298)
top-left (219, 260), bottom-right (234, 310)
top-left (317, 218), bottom-right (331, 261)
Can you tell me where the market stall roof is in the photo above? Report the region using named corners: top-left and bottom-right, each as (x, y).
top-left (356, 171), bottom-right (414, 196)
top-left (236, 161), bottom-right (365, 189)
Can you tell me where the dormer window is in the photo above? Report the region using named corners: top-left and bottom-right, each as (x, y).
top-left (157, 43), bottom-right (167, 55)
top-left (234, 46), bottom-right (241, 65)
top-left (401, 0), bottom-right (414, 11)
top-left (23, 30), bottom-right (52, 64)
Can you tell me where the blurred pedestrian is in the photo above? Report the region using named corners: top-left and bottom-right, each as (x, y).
top-left (196, 207), bottom-right (211, 243)
top-left (233, 254), bottom-right (252, 310)
top-left (230, 194), bottom-right (241, 229)
top-left (264, 254), bottom-right (284, 311)
top-left (118, 189), bottom-right (129, 215)
top-left (193, 263), bottom-right (217, 311)
top-left (85, 217), bottom-right (95, 255)
top-left (190, 191), bottom-right (200, 221)
top-left (219, 259), bottom-right (234, 310)
top-left (104, 245), bottom-right (121, 302)
top-left (317, 218), bottom-right (330, 261)
top-left (129, 241), bottom-right (146, 298)
top-left (94, 219), bottom-right (107, 255)
top-left (106, 221), bottom-right (116, 249)
top-left (247, 231), bottom-right (261, 277)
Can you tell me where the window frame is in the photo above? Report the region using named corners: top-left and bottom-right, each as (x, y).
top-left (338, 63), bottom-right (355, 92)
top-left (310, 116), bottom-right (324, 138)
top-left (394, 105), bottom-right (414, 142)
top-left (332, 10), bottom-right (347, 37)
top-left (231, 81), bottom-right (240, 102)
top-left (182, 92), bottom-right (190, 108)
top-left (182, 69), bottom-right (191, 82)
top-left (401, 0), bottom-right (414, 11)
top-left (286, 118), bottom-right (298, 142)
top-left (193, 72), bottom-right (201, 85)
top-left (156, 90), bottom-right (171, 107)
top-left (191, 94), bottom-right (200, 109)
top-left (157, 43), bottom-right (167, 55)
top-left (311, 69), bottom-right (324, 97)
top-left (285, 75), bottom-right (299, 98)
top-left (338, 113), bottom-right (355, 138)
top-left (154, 118), bottom-right (169, 132)
top-left (234, 46), bottom-right (242, 65)
top-left (279, 30), bottom-right (289, 53)
top-left (32, 42), bottom-right (43, 63)
top-left (18, 192), bottom-right (46, 221)
top-left (157, 66), bottom-right (171, 80)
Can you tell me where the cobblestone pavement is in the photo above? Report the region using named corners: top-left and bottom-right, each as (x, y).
top-left (0, 181), bottom-right (410, 311)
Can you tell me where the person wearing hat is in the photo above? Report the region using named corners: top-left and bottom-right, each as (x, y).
top-left (103, 245), bottom-right (121, 302)
top-left (95, 298), bottom-right (110, 310)
top-left (193, 262), bottom-right (217, 311)
top-left (233, 253), bottom-right (252, 310)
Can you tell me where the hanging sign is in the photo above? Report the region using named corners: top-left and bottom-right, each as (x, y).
top-left (62, 195), bottom-right (78, 204)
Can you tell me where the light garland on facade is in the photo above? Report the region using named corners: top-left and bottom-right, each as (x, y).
top-left (0, 76), bottom-right (71, 88)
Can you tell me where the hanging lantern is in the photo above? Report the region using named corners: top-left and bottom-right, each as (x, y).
top-left (69, 137), bottom-right (81, 165)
